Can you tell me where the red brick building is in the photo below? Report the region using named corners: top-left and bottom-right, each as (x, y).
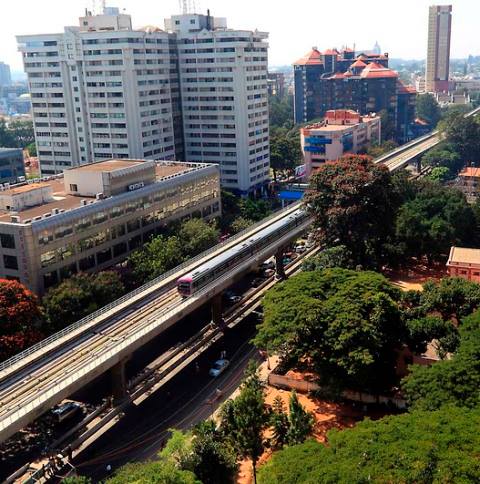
top-left (446, 246), bottom-right (480, 283)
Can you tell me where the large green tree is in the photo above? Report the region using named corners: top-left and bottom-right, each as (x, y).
top-left (177, 219), bottom-right (220, 258)
top-left (255, 269), bottom-right (404, 392)
top-left (304, 155), bottom-right (398, 268)
top-left (270, 127), bottom-right (302, 181)
top-left (416, 93), bottom-right (442, 126)
top-left (439, 111), bottom-right (480, 163)
top-left (258, 406), bottom-right (480, 484)
top-left (422, 145), bottom-right (462, 174)
top-left (402, 310), bottom-right (480, 410)
top-left (43, 271), bottom-right (125, 330)
top-left (395, 182), bottom-right (475, 261)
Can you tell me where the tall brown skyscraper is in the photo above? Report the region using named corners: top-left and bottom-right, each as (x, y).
top-left (426, 5), bottom-right (452, 92)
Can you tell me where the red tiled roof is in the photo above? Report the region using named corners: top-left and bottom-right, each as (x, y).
top-left (344, 71), bottom-right (353, 77)
top-left (323, 48), bottom-right (338, 56)
top-left (329, 72), bottom-right (346, 79)
top-left (360, 62), bottom-right (398, 79)
top-left (397, 81), bottom-right (417, 94)
top-left (350, 59), bottom-right (367, 68)
top-left (460, 167), bottom-right (480, 178)
top-left (294, 48), bottom-right (323, 66)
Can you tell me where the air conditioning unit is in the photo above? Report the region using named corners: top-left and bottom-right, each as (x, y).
top-left (81, 199), bottom-right (88, 206)
top-left (95, 192), bottom-right (104, 200)
top-left (52, 208), bottom-right (60, 215)
top-left (4, 183), bottom-right (10, 190)
top-left (17, 176), bottom-right (26, 182)
top-left (10, 215), bottom-right (20, 223)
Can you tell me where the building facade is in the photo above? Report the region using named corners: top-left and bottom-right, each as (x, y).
top-left (0, 159), bottom-right (220, 294)
top-left (300, 110), bottom-right (381, 177)
top-left (0, 62), bottom-right (12, 87)
top-left (17, 8), bottom-right (179, 176)
top-left (293, 48), bottom-right (416, 144)
top-left (447, 246), bottom-right (480, 283)
top-left (165, 13), bottom-right (270, 195)
top-left (426, 5), bottom-right (452, 93)
top-left (0, 148), bottom-right (26, 184)
top-left (18, 8), bottom-right (270, 195)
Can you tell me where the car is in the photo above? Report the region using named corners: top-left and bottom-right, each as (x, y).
top-left (226, 294), bottom-right (242, 304)
top-left (260, 259), bottom-right (275, 271)
top-left (251, 277), bottom-right (265, 288)
top-left (295, 244), bottom-right (306, 254)
top-left (263, 268), bottom-right (275, 278)
top-left (209, 359), bottom-right (230, 377)
top-left (51, 401), bottom-right (83, 423)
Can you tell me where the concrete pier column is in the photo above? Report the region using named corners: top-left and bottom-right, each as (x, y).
top-left (416, 157), bottom-right (422, 173)
top-left (111, 359), bottom-right (128, 404)
top-left (211, 294), bottom-right (224, 328)
top-left (275, 249), bottom-right (286, 280)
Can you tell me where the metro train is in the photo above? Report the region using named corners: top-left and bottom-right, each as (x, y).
top-left (177, 209), bottom-right (307, 297)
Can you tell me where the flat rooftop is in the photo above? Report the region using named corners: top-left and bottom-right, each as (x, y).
top-left (448, 247), bottom-right (480, 266)
top-left (0, 161), bottom-right (197, 224)
top-left (69, 159), bottom-right (147, 173)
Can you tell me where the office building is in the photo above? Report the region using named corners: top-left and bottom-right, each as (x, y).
top-left (294, 47), bottom-right (416, 143)
top-left (0, 148), bottom-right (26, 184)
top-left (267, 72), bottom-right (285, 97)
top-left (18, 8), bottom-right (270, 195)
top-left (425, 5), bottom-right (452, 93)
top-left (0, 62), bottom-right (12, 87)
top-left (165, 12), bottom-right (270, 195)
top-left (0, 159), bottom-right (220, 294)
top-left (301, 110), bottom-right (381, 177)
top-left (17, 8), bottom-right (179, 176)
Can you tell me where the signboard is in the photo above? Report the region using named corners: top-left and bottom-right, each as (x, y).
top-left (128, 181), bottom-right (145, 192)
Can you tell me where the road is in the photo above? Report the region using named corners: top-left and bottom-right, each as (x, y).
top-left (71, 314), bottom-right (261, 481)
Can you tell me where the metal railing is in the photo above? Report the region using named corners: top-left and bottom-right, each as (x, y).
top-left (0, 201), bottom-right (303, 374)
top-left (0, 213), bottom-right (312, 434)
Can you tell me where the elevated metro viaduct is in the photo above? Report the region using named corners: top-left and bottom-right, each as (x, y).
top-left (0, 105), bottom-right (479, 444)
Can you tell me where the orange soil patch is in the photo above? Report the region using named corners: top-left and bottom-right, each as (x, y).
top-left (384, 259), bottom-right (447, 291)
top-left (236, 384), bottom-right (367, 484)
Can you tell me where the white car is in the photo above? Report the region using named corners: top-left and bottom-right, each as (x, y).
top-left (209, 359), bottom-right (230, 377)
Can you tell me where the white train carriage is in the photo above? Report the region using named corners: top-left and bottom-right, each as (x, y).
top-left (177, 209), bottom-right (307, 297)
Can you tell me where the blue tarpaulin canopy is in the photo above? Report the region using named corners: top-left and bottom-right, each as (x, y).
top-left (278, 190), bottom-right (304, 201)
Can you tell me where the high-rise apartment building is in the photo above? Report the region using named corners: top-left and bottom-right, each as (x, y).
top-left (165, 13), bottom-right (270, 195)
top-left (17, 8), bottom-right (179, 176)
top-left (0, 62), bottom-right (12, 87)
top-left (294, 48), bottom-right (416, 143)
top-left (425, 5), bottom-right (452, 93)
top-left (18, 8), bottom-right (270, 195)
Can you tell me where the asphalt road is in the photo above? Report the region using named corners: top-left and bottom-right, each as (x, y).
top-left (72, 314), bottom-right (261, 481)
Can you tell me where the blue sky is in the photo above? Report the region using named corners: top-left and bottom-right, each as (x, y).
top-left (1, 0), bottom-right (478, 71)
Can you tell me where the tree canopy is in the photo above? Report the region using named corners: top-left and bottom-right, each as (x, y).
top-left (304, 155), bottom-right (399, 268)
top-left (43, 271), bottom-right (125, 331)
top-left (395, 182), bottom-right (475, 261)
top-left (270, 127), bottom-right (302, 181)
top-left (416, 93), bottom-right (441, 126)
top-left (402, 309), bottom-right (480, 411)
top-left (255, 269), bottom-right (404, 392)
top-left (258, 406), bottom-right (480, 484)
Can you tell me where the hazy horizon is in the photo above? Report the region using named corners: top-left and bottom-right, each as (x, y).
top-left (1, 0), bottom-right (479, 72)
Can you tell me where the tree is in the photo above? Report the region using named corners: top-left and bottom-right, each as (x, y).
top-left (285, 391), bottom-right (314, 446)
top-left (62, 477), bottom-right (92, 484)
top-left (257, 406), bottom-right (480, 484)
top-left (220, 364), bottom-right (269, 484)
top-left (269, 95), bottom-right (294, 129)
top-left (8, 120), bottom-right (35, 148)
top-left (159, 429), bottom-right (194, 470)
top-left (422, 146), bottom-right (462, 174)
top-left (190, 421), bottom-right (237, 484)
top-left (0, 279), bottom-right (45, 361)
top-left (301, 245), bottom-right (354, 272)
top-left (239, 198), bottom-right (271, 222)
top-left (269, 396), bottom-right (289, 450)
top-left (26, 142), bottom-right (37, 157)
top-left (420, 277), bottom-right (480, 322)
top-left (402, 310), bottom-right (480, 410)
top-left (366, 140), bottom-right (398, 159)
top-left (0, 119), bottom-right (14, 147)
top-left (304, 155), bottom-right (398, 268)
top-left (270, 127), bottom-right (302, 181)
top-left (255, 269), bottom-right (404, 392)
top-left (379, 109), bottom-right (396, 141)
top-left (416, 93), bottom-right (441, 126)
top-left (177, 219), bottom-right (220, 258)
top-left (229, 217), bottom-right (253, 234)
top-left (439, 112), bottom-right (480, 163)
top-left (128, 235), bottom-right (184, 285)
top-left (105, 461), bottom-right (199, 484)
top-left (43, 271), bottom-right (125, 331)
top-left (428, 166), bottom-right (451, 183)
top-left (395, 182), bottom-right (475, 261)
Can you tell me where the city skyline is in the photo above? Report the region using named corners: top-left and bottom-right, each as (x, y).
top-left (1, 0), bottom-right (479, 72)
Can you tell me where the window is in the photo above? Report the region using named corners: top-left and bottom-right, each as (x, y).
top-left (127, 219), bottom-right (141, 233)
top-left (3, 255), bottom-right (18, 270)
top-left (113, 242), bottom-right (127, 257)
top-left (43, 271), bottom-right (58, 289)
top-left (0, 233), bottom-right (15, 249)
top-left (70, 184), bottom-right (78, 192)
top-left (79, 255), bottom-right (96, 271)
top-left (97, 248), bottom-right (112, 265)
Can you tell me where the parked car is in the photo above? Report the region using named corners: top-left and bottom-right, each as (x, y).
top-left (263, 268), bottom-right (275, 278)
top-left (209, 359), bottom-right (230, 377)
top-left (52, 401), bottom-right (82, 423)
top-left (295, 244), bottom-right (306, 254)
top-left (251, 277), bottom-right (265, 288)
top-left (225, 293), bottom-right (242, 304)
top-left (260, 259), bottom-right (275, 271)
